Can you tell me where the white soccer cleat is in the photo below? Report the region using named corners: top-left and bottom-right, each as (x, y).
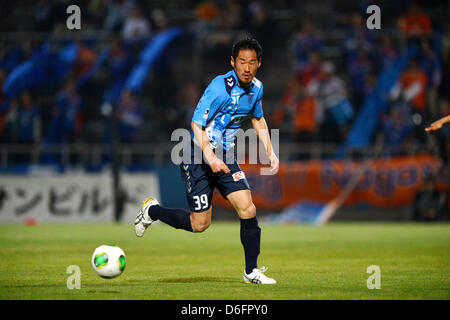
top-left (134, 197), bottom-right (159, 237)
top-left (243, 266), bottom-right (277, 284)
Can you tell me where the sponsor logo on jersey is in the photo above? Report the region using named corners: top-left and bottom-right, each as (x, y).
top-left (232, 171), bottom-right (246, 181)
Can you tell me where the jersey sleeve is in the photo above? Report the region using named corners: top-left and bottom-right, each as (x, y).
top-left (191, 77), bottom-right (225, 127)
top-left (252, 83), bottom-right (264, 118)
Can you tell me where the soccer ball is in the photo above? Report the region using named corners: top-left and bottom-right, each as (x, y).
top-left (91, 245), bottom-right (126, 278)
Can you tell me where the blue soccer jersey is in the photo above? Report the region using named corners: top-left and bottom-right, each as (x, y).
top-left (191, 69), bottom-right (264, 150)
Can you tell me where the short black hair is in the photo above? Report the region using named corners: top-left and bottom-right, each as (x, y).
top-left (231, 37), bottom-right (262, 61)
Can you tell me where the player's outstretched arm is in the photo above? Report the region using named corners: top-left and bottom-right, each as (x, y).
top-left (191, 122), bottom-right (230, 174)
top-left (251, 116), bottom-right (279, 174)
top-left (425, 114), bottom-right (450, 134)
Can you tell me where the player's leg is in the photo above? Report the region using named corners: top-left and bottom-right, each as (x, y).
top-left (190, 207), bottom-right (212, 233)
top-left (226, 189), bottom-right (275, 284)
top-left (215, 163), bottom-right (276, 284)
top-left (134, 162), bottom-right (214, 236)
top-left (226, 189), bottom-right (259, 273)
top-left (179, 161), bottom-right (214, 232)
top-left (134, 197), bottom-right (194, 236)
top-left (216, 166), bottom-right (258, 273)
top-left (145, 202), bottom-right (213, 233)
top-left (135, 198), bottom-right (212, 236)
top-left (148, 203), bottom-right (194, 232)
top-left (144, 192), bottom-right (213, 232)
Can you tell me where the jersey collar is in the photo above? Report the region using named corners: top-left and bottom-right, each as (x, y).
top-left (230, 69), bottom-right (253, 93)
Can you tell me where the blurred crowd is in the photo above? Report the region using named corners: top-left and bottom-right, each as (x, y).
top-left (0, 0), bottom-right (449, 167)
top-left (272, 1), bottom-right (449, 162)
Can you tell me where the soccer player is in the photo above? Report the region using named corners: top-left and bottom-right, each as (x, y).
top-left (134, 37), bottom-right (279, 284)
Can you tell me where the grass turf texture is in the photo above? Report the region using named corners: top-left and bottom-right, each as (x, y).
top-left (0, 222), bottom-right (448, 300)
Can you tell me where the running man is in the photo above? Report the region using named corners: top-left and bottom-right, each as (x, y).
top-left (134, 37), bottom-right (279, 284)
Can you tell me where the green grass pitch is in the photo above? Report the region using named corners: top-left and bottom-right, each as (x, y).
top-left (0, 222), bottom-right (448, 300)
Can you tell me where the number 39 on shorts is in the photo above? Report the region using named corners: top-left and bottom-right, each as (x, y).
top-left (193, 194), bottom-right (208, 210)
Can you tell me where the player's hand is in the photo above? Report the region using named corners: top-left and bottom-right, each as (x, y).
top-left (268, 153), bottom-right (279, 174)
top-left (425, 121), bottom-right (443, 134)
top-left (206, 154), bottom-right (231, 174)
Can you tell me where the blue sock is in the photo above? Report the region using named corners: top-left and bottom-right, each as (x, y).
top-left (148, 205), bottom-right (193, 232)
top-left (240, 217), bottom-right (260, 274)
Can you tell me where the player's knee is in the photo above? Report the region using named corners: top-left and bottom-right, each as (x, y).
top-left (240, 203), bottom-right (256, 219)
top-left (192, 219), bottom-right (210, 233)
top-left (190, 211), bottom-right (211, 233)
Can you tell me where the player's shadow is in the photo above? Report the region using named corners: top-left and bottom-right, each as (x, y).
top-left (85, 290), bottom-right (121, 294)
top-left (157, 276), bottom-right (236, 284)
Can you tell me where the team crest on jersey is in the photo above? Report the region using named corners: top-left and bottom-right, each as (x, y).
top-left (232, 171), bottom-right (246, 182)
top-left (249, 92), bottom-right (254, 104)
top-left (203, 109), bottom-right (209, 119)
